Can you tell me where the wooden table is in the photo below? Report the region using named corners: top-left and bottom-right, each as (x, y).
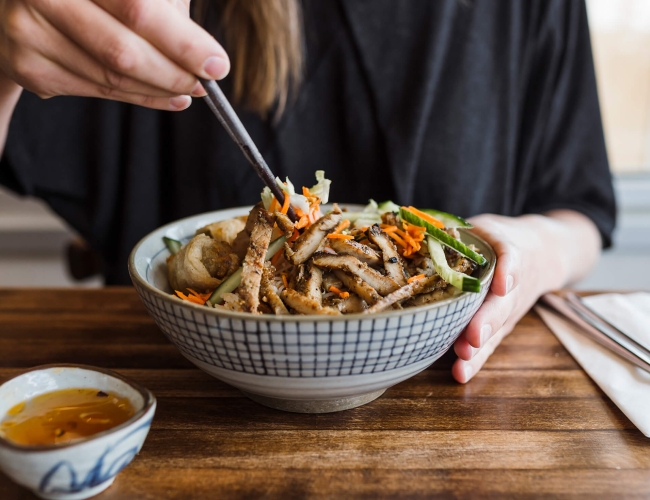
top-left (0, 288), bottom-right (649, 499)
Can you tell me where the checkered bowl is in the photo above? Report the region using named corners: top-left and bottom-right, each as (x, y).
top-left (129, 206), bottom-right (495, 413)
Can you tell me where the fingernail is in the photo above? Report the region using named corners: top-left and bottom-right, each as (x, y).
top-left (203, 56), bottom-right (229, 80)
top-left (506, 275), bottom-right (514, 294)
top-left (463, 364), bottom-right (473, 382)
top-left (190, 82), bottom-right (206, 97)
top-left (169, 96), bottom-right (191, 110)
top-left (480, 324), bottom-right (492, 345)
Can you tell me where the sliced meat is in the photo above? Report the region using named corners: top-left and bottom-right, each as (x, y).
top-left (381, 211), bottom-right (401, 227)
top-left (368, 224), bottom-right (408, 286)
top-left (281, 288), bottom-right (340, 315)
top-left (333, 270), bottom-right (380, 305)
top-left (195, 217), bottom-right (246, 245)
top-left (301, 263), bottom-right (323, 304)
top-left (322, 271), bottom-right (342, 292)
top-left (239, 210), bottom-right (275, 313)
top-left (231, 202), bottom-right (264, 260)
top-left (274, 211), bottom-right (295, 238)
top-left (405, 287), bottom-right (454, 308)
top-left (312, 253), bottom-right (400, 296)
top-left (284, 209), bottom-right (342, 265)
top-left (260, 264), bottom-right (289, 315)
top-left (329, 238), bottom-right (381, 266)
top-left (364, 276), bottom-right (439, 314)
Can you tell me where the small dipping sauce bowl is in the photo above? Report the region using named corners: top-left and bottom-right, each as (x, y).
top-left (0, 365), bottom-right (156, 500)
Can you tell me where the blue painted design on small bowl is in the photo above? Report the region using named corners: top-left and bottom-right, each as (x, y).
top-left (129, 206), bottom-right (495, 413)
top-left (0, 365), bottom-right (156, 500)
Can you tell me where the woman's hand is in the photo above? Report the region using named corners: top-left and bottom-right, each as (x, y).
top-left (451, 210), bottom-right (602, 383)
top-left (0, 0), bottom-right (230, 111)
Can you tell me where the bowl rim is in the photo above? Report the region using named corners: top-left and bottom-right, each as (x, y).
top-left (128, 206), bottom-right (496, 322)
top-left (0, 364), bottom-right (156, 452)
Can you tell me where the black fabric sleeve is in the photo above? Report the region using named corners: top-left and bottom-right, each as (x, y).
top-left (522, 0), bottom-right (616, 247)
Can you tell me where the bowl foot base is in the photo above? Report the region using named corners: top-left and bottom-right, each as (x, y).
top-left (35, 477), bottom-right (115, 500)
top-left (242, 389), bottom-right (386, 413)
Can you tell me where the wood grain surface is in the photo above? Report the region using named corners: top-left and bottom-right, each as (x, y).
top-left (0, 288), bottom-right (648, 499)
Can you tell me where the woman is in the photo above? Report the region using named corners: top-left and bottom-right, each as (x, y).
top-left (0, 0), bottom-right (614, 383)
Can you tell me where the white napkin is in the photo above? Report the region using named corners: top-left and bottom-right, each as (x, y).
top-left (535, 292), bottom-right (650, 437)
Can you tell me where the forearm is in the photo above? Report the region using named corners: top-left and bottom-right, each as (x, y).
top-left (0, 72), bottom-right (23, 157)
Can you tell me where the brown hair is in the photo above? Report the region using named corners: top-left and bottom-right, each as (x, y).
top-left (194, 0), bottom-right (304, 119)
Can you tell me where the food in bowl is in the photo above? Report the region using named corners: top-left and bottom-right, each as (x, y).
top-left (129, 200), bottom-right (495, 413)
top-left (163, 171), bottom-right (487, 316)
top-left (1, 388), bottom-right (136, 446)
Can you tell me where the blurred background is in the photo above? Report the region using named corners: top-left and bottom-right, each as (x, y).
top-left (0, 0), bottom-right (648, 289)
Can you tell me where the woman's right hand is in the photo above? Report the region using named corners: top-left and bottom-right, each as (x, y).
top-left (0, 0), bottom-right (230, 111)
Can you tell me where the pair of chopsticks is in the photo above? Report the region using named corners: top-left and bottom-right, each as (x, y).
top-left (198, 78), bottom-right (299, 222)
top-left (540, 292), bottom-right (650, 373)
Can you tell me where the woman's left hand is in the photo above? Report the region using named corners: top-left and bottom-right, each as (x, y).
top-left (451, 211), bottom-right (601, 383)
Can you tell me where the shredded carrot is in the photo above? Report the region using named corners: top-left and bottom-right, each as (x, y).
top-left (302, 186), bottom-right (311, 197)
top-left (329, 286), bottom-right (350, 299)
top-left (326, 234), bottom-right (354, 240)
top-left (271, 248), bottom-right (283, 266)
top-left (407, 274), bottom-right (425, 284)
top-left (381, 225), bottom-right (398, 233)
top-left (281, 274), bottom-right (289, 289)
top-left (332, 219), bottom-right (350, 234)
top-left (360, 226), bottom-right (370, 232)
top-left (280, 192), bottom-right (291, 214)
top-left (175, 289), bottom-right (211, 305)
top-left (388, 231), bottom-right (408, 248)
top-left (403, 206), bottom-right (444, 229)
top-left (288, 228), bottom-right (301, 242)
top-left (295, 215), bottom-right (310, 230)
top-left (269, 197), bottom-right (279, 213)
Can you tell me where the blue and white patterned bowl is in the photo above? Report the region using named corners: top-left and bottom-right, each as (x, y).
top-left (0, 365), bottom-right (156, 500)
top-left (129, 206), bottom-right (495, 412)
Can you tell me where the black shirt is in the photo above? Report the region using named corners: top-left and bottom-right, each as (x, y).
top-left (1, 0), bottom-right (616, 285)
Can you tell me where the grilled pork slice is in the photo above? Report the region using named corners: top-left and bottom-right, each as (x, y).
top-left (406, 288), bottom-right (453, 307)
top-left (368, 224), bottom-right (408, 286)
top-left (231, 203), bottom-right (265, 260)
top-left (239, 210), bottom-right (275, 313)
top-left (274, 211), bottom-right (295, 238)
top-left (284, 209), bottom-right (342, 265)
top-left (281, 288), bottom-right (340, 315)
top-left (312, 253), bottom-right (400, 296)
top-left (365, 275), bottom-right (439, 313)
top-left (333, 270), bottom-right (380, 305)
top-left (260, 264), bottom-right (289, 315)
top-left (338, 294), bottom-right (367, 313)
top-left (302, 263), bottom-right (323, 304)
top-left (329, 238), bottom-right (381, 266)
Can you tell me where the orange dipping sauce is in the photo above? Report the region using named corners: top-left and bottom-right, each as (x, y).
top-left (0, 388), bottom-right (135, 446)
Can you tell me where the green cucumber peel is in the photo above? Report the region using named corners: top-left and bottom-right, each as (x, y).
top-left (400, 208), bottom-right (487, 266)
top-left (163, 236), bottom-right (182, 255)
top-left (427, 237), bottom-right (481, 293)
top-left (206, 235), bottom-right (287, 306)
top-left (421, 208), bottom-right (473, 228)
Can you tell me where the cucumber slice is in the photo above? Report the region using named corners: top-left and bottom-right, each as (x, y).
top-left (421, 209), bottom-right (473, 228)
top-left (206, 267), bottom-right (243, 306)
top-left (400, 208), bottom-right (487, 266)
top-left (427, 237), bottom-right (481, 293)
top-left (163, 236), bottom-right (182, 255)
top-left (206, 235), bottom-right (287, 306)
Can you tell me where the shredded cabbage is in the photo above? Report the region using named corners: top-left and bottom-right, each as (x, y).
top-left (309, 170), bottom-right (331, 204)
top-left (260, 171), bottom-right (332, 214)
